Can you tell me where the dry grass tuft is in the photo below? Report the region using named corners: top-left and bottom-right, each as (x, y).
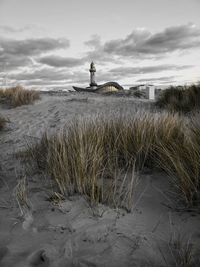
top-left (169, 233), bottom-right (194, 267)
top-left (21, 111), bottom-right (200, 208)
top-left (24, 118), bottom-right (139, 210)
top-left (156, 141), bottom-right (200, 207)
top-left (13, 176), bottom-right (30, 215)
top-left (156, 114), bottom-right (200, 206)
top-left (0, 85), bottom-right (40, 107)
top-left (158, 232), bottom-right (200, 267)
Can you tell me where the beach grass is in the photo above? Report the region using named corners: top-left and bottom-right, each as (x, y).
top-left (156, 84), bottom-right (200, 113)
top-left (0, 85), bottom-right (40, 107)
top-left (21, 111), bottom-right (200, 208)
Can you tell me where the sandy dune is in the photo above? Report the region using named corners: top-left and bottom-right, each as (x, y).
top-left (0, 93), bottom-right (200, 266)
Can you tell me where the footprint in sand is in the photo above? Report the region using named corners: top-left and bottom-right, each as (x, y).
top-left (28, 249), bottom-right (50, 266)
top-left (54, 111), bottom-right (59, 117)
top-left (28, 245), bottom-right (58, 267)
top-left (48, 106), bottom-right (56, 114)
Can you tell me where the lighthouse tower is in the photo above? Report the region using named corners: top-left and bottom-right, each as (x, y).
top-left (89, 62), bottom-right (97, 87)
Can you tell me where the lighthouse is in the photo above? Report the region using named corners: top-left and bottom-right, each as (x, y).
top-left (73, 62), bottom-right (124, 92)
top-left (89, 62), bottom-right (97, 87)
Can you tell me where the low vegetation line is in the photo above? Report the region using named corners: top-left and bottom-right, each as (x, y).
top-left (23, 111), bottom-right (200, 209)
top-left (156, 83), bottom-right (200, 113)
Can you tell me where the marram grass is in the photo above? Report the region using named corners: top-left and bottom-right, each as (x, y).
top-left (156, 84), bottom-right (200, 113)
top-left (0, 85), bottom-right (40, 107)
top-left (23, 111), bottom-right (200, 208)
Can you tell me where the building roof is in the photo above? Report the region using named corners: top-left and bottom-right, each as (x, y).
top-left (73, 81), bottom-right (124, 93)
top-left (96, 82), bottom-right (124, 91)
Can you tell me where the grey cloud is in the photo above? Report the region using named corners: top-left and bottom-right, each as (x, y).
top-left (3, 67), bottom-right (89, 88)
top-left (0, 25), bottom-right (33, 33)
top-left (0, 55), bottom-right (32, 72)
top-left (0, 37), bottom-right (69, 56)
top-left (109, 64), bottom-right (192, 77)
top-left (8, 68), bottom-right (70, 82)
top-left (85, 35), bottom-right (101, 49)
top-left (85, 49), bottom-right (122, 66)
top-left (85, 35), bottom-right (122, 64)
top-left (22, 79), bottom-right (69, 86)
top-left (0, 37), bottom-right (70, 71)
top-left (94, 65), bottom-right (192, 84)
top-left (136, 76), bottom-right (177, 83)
top-left (0, 25), bottom-right (21, 33)
top-left (38, 55), bottom-right (85, 67)
top-left (91, 71), bottom-right (123, 84)
top-left (104, 24), bottom-right (200, 57)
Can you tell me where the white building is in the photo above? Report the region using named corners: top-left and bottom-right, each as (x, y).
top-left (130, 84), bottom-right (155, 100)
top-left (146, 85), bottom-right (155, 100)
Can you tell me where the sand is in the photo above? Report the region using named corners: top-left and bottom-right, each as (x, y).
top-left (0, 92), bottom-right (200, 266)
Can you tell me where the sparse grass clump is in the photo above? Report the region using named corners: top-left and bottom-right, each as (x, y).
top-left (169, 233), bottom-right (195, 267)
top-left (156, 84), bottom-right (200, 113)
top-left (22, 111), bottom-right (200, 209)
top-left (24, 116), bottom-right (140, 210)
top-left (14, 176), bottom-right (30, 215)
top-left (158, 232), bottom-right (200, 267)
top-left (155, 114), bottom-right (200, 206)
top-left (0, 85), bottom-right (40, 107)
top-left (157, 140), bottom-right (200, 207)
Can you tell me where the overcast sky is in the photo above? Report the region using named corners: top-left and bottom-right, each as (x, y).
top-left (0, 0), bottom-right (200, 90)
